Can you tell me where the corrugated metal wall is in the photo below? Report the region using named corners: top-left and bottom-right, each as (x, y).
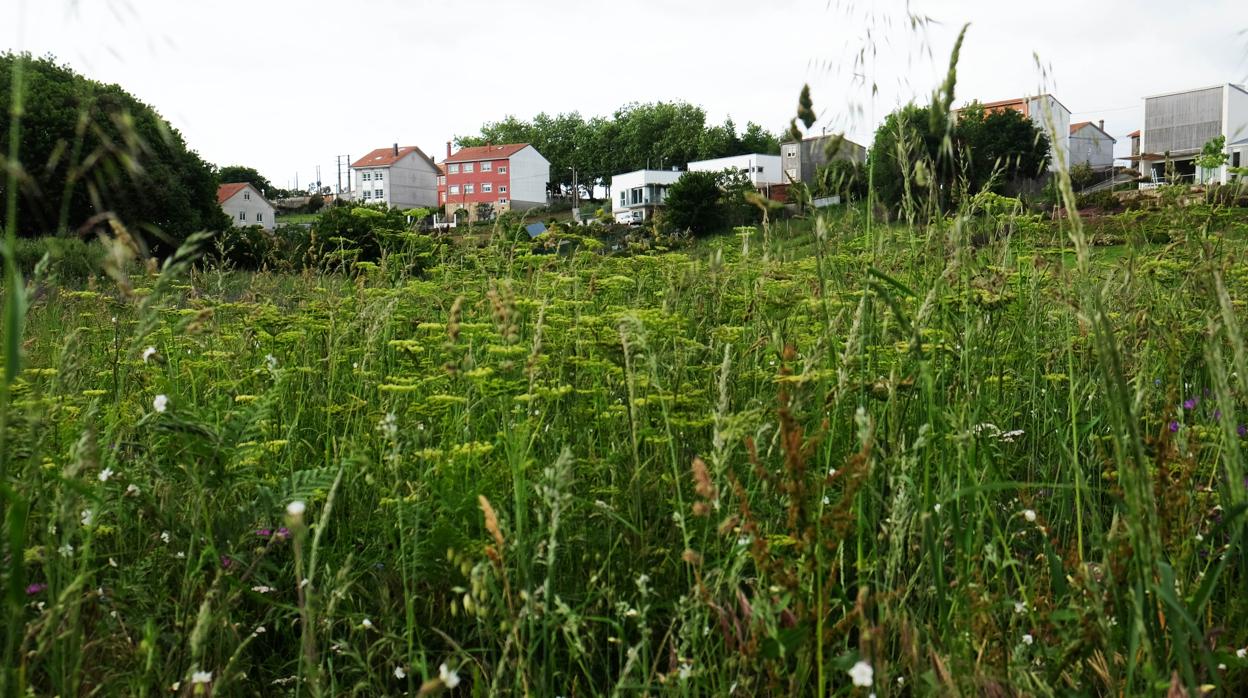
top-left (1145, 87), bottom-right (1222, 154)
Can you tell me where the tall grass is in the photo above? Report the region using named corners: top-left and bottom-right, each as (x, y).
top-left (6, 14), bottom-right (1248, 698)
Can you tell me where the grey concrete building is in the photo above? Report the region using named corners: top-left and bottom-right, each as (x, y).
top-left (780, 133), bottom-right (867, 186)
top-left (1136, 83), bottom-right (1248, 184)
top-left (1068, 120), bottom-right (1116, 170)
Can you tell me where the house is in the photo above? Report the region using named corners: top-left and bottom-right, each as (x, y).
top-left (1068, 120), bottom-right (1116, 170)
top-left (610, 169), bottom-right (683, 224)
top-left (217, 183), bottom-right (275, 230)
top-left (1127, 130), bottom-right (1141, 159)
top-left (439, 143), bottom-right (550, 223)
top-left (956, 94), bottom-right (1071, 171)
top-left (686, 153), bottom-right (784, 186)
top-left (779, 133), bottom-right (867, 186)
top-left (350, 144), bottom-right (439, 209)
top-left (1133, 83), bottom-right (1248, 184)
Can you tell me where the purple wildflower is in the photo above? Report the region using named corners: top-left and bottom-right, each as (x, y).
top-left (220, 556), bottom-right (233, 569)
top-left (1215, 410), bottom-right (1222, 420)
top-left (255, 528), bottom-right (272, 538)
top-left (25, 583), bottom-right (47, 595)
top-left (1239, 425), bottom-right (1247, 438)
top-left (1169, 420), bottom-right (1180, 433)
top-left (275, 527), bottom-right (291, 541)
top-left (1183, 398), bottom-right (1198, 410)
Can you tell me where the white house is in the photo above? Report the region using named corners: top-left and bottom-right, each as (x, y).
top-left (1068, 120), bottom-right (1116, 170)
top-left (610, 169), bottom-right (683, 224)
top-left (686, 153), bottom-right (784, 186)
top-left (1135, 83), bottom-right (1248, 184)
top-left (218, 183), bottom-right (275, 230)
top-left (351, 144), bottom-right (439, 209)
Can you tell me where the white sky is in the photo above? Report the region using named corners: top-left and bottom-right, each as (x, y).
top-left (4, 0), bottom-right (1246, 191)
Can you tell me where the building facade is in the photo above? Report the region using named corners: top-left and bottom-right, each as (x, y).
top-left (350, 145), bottom-right (439, 209)
top-left (218, 183), bottom-right (276, 230)
top-left (958, 94), bottom-right (1071, 171)
top-left (438, 143), bottom-right (550, 222)
top-left (780, 133), bottom-right (867, 186)
top-left (1068, 121), bottom-right (1116, 170)
top-left (686, 153), bottom-right (784, 186)
top-left (1137, 83), bottom-right (1248, 183)
top-left (610, 169), bottom-right (683, 223)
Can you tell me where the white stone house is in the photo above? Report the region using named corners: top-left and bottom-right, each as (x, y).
top-left (218, 183), bottom-right (276, 230)
top-left (351, 144), bottom-right (440, 209)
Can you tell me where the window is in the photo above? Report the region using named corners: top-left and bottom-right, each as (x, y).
top-left (244, 191), bottom-right (251, 200)
top-left (375, 172), bottom-right (384, 181)
top-left (239, 211), bottom-right (247, 220)
top-left (482, 183), bottom-right (492, 193)
top-left (464, 163), bottom-right (475, 173)
top-left (498, 166), bottom-right (507, 174)
top-left (374, 188), bottom-right (384, 198)
top-left (498, 198), bottom-right (509, 204)
top-left (1235, 152), bottom-right (1242, 168)
top-left (362, 191), bottom-right (371, 200)
top-left (449, 164), bottom-right (460, 174)
top-left (363, 172), bottom-right (371, 181)
top-left (449, 185), bottom-right (460, 195)
top-left (441, 193), bottom-right (447, 203)
top-left (465, 184), bottom-right (475, 194)
top-left (619, 192), bottom-right (626, 207)
top-left (481, 161), bottom-right (492, 171)
top-left (437, 176), bottom-right (446, 186)
top-left (786, 150), bottom-right (796, 159)
top-left (256, 212), bottom-right (263, 222)
top-left (499, 185), bottom-right (507, 193)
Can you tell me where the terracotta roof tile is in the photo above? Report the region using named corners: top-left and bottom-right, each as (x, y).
top-left (1127, 130), bottom-right (1140, 138)
top-left (217, 183), bottom-right (250, 204)
top-left (444, 143), bottom-right (529, 163)
top-left (352, 146), bottom-right (434, 169)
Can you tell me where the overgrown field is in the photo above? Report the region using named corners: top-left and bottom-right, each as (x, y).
top-left (7, 204), bottom-right (1248, 696)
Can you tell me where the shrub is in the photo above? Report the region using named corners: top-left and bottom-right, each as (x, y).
top-left (1075, 190), bottom-right (1119, 212)
top-left (661, 170), bottom-right (727, 236)
top-left (12, 236), bottom-right (103, 281)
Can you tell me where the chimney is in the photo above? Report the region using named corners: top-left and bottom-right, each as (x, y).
top-left (1098, 120), bottom-right (1104, 131)
top-left (446, 142), bottom-right (452, 159)
top-left (393, 143), bottom-right (399, 156)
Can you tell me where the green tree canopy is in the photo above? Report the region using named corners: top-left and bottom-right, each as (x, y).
top-left (0, 52), bottom-right (229, 242)
top-left (455, 103), bottom-right (782, 199)
top-left (660, 170), bottom-right (727, 236)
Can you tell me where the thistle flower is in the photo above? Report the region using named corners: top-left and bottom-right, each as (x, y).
top-left (25, 583), bottom-right (47, 595)
top-left (848, 660), bottom-right (873, 687)
top-left (1169, 420), bottom-right (1180, 433)
top-left (1183, 398), bottom-right (1198, 410)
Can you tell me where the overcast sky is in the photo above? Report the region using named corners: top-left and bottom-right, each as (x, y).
top-left (4, 0), bottom-right (1246, 191)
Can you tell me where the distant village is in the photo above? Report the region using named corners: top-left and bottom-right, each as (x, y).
top-left (217, 83), bottom-right (1248, 231)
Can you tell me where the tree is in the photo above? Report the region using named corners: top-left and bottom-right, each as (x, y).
top-left (954, 102), bottom-right (1050, 194)
top-left (216, 165), bottom-right (274, 198)
top-left (1195, 135), bottom-right (1228, 183)
top-left (0, 52), bottom-right (229, 242)
top-left (661, 170), bottom-right (725, 235)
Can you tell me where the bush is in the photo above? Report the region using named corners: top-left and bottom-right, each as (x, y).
top-left (1075, 190), bottom-right (1119, 212)
top-left (209, 225), bottom-right (312, 271)
top-left (661, 170), bottom-right (727, 236)
top-left (12, 236), bottom-right (103, 282)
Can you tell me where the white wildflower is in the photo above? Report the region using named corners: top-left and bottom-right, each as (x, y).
top-left (176, 551), bottom-right (185, 559)
top-left (1014, 601), bottom-right (1027, 615)
top-left (57, 543), bottom-right (73, 558)
top-left (1023, 509), bottom-right (1037, 523)
top-left (933, 503), bottom-right (941, 513)
top-left (191, 670), bottom-right (212, 684)
top-left (393, 666), bottom-right (407, 679)
top-left (361, 618), bottom-right (373, 629)
top-left (1237, 648), bottom-right (1247, 659)
top-left (98, 467), bottom-right (114, 482)
top-left (160, 530), bottom-right (171, 544)
top-left (286, 500), bottom-right (306, 517)
top-left (848, 660), bottom-right (873, 687)
top-left (80, 509), bottom-right (94, 527)
top-left (125, 483), bottom-right (140, 496)
top-left (439, 663), bottom-right (460, 688)
top-left (142, 346), bottom-right (157, 363)
top-left (1195, 533), bottom-right (1204, 542)
top-left (678, 661), bottom-right (693, 681)
top-left (265, 354), bottom-right (278, 370)
top-left (254, 625), bottom-right (266, 634)
top-left (1022, 633), bottom-right (1034, 645)
top-left (1000, 429), bottom-right (1025, 443)
top-left (152, 394), bottom-right (168, 413)
top-left (251, 586), bottom-right (273, 594)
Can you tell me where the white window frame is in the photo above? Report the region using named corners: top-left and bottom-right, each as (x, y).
top-left (498, 197), bottom-right (509, 204)
top-left (463, 163), bottom-right (475, 173)
top-left (243, 191), bottom-right (251, 200)
top-left (449, 185), bottom-right (460, 195)
top-left (362, 191), bottom-right (371, 200)
top-left (482, 182), bottom-right (492, 193)
top-left (239, 210), bottom-right (247, 220)
top-left (363, 172), bottom-right (371, 181)
top-left (256, 212), bottom-right (263, 222)
top-left (375, 171), bottom-right (384, 181)
top-left (465, 183), bottom-right (475, 194)
top-left (374, 188), bottom-right (384, 198)
top-left (499, 185), bottom-right (507, 193)
top-left (481, 161), bottom-right (492, 172)
top-left (448, 164), bottom-right (460, 174)
top-left (498, 166), bottom-right (507, 174)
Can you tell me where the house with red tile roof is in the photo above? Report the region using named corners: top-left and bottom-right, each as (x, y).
top-left (218, 183), bottom-right (275, 230)
top-left (350, 144), bottom-right (439, 209)
top-left (1069, 120), bottom-right (1116, 170)
top-left (438, 142), bottom-right (549, 223)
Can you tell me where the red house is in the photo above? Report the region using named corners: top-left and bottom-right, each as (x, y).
top-left (438, 142), bottom-right (550, 222)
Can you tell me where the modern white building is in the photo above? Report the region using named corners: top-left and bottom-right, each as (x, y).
top-left (350, 144), bottom-right (439, 209)
top-left (1068, 120), bottom-right (1117, 170)
top-left (686, 153), bottom-right (784, 186)
top-left (218, 183), bottom-right (275, 230)
top-left (610, 169), bottom-right (683, 224)
top-left (1135, 83), bottom-right (1248, 184)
